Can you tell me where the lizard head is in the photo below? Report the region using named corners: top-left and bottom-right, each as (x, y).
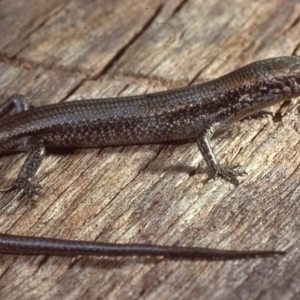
top-left (216, 56), bottom-right (300, 123)
top-left (259, 56), bottom-right (300, 100)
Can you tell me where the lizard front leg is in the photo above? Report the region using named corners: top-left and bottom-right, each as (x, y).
top-left (196, 123), bottom-right (246, 185)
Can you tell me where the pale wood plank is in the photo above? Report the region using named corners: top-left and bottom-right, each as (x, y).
top-left (0, 0), bottom-right (300, 299)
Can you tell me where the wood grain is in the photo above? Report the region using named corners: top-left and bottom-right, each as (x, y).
top-left (0, 0), bottom-right (300, 299)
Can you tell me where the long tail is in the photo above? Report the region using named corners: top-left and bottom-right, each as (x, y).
top-left (0, 234), bottom-right (285, 260)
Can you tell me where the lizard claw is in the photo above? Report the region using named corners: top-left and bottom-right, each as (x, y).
top-left (0, 178), bottom-right (42, 211)
top-left (211, 164), bottom-right (247, 186)
top-left (0, 190), bottom-right (24, 212)
top-left (0, 185), bottom-right (15, 192)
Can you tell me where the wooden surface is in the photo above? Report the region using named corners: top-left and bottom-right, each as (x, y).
top-left (0, 0), bottom-right (300, 299)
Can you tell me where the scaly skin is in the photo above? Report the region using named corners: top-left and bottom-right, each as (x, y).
top-left (0, 56), bottom-right (299, 259)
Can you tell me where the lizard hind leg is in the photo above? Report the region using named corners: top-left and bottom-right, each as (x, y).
top-left (0, 94), bottom-right (29, 117)
top-left (0, 137), bottom-right (45, 211)
top-left (0, 179), bottom-right (42, 212)
top-left (0, 189), bottom-right (26, 212)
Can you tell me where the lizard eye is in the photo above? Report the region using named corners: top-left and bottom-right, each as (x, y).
top-left (295, 76), bottom-right (300, 85)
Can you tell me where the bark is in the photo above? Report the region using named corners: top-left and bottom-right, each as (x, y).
top-left (0, 0), bottom-right (299, 299)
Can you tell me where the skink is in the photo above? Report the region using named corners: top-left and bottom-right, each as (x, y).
top-left (1, 56), bottom-right (299, 259)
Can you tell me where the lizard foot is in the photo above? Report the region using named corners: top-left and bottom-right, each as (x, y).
top-left (0, 178), bottom-right (41, 211)
top-left (211, 164), bottom-right (247, 186)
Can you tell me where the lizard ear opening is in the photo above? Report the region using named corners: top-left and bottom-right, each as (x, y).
top-left (295, 77), bottom-right (300, 85)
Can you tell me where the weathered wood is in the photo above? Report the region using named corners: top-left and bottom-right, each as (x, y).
top-left (0, 0), bottom-right (300, 299)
